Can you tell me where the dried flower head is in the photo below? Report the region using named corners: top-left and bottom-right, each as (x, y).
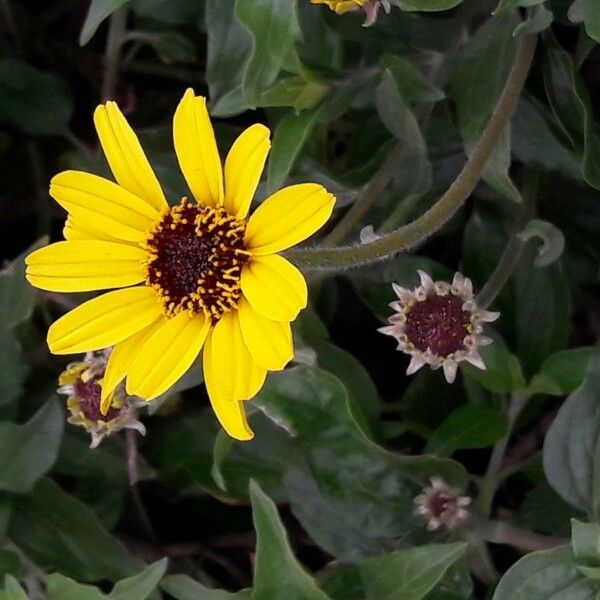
top-left (414, 477), bottom-right (471, 531)
top-left (311, 0), bottom-right (391, 27)
top-left (58, 350), bottom-right (145, 449)
top-left (379, 271), bottom-right (499, 383)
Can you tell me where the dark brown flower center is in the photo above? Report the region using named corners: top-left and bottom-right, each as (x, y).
top-left (145, 201), bottom-right (250, 321)
top-left (430, 492), bottom-right (452, 518)
top-left (73, 378), bottom-right (121, 422)
top-left (404, 295), bottom-right (470, 357)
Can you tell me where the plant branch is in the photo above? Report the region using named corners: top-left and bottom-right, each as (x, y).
top-left (101, 7), bottom-right (128, 102)
top-left (476, 172), bottom-right (538, 309)
top-left (286, 34), bottom-right (537, 270)
top-left (479, 520), bottom-right (567, 553)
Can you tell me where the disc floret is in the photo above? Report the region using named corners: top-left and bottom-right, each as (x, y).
top-left (145, 199), bottom-right (250, 322)
top-left (379, 271), bottom-right (499, 383)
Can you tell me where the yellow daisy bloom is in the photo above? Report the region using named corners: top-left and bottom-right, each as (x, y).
top-left (25, 88), bottom-right (335, 441)
top-left (311, 0), bottom-right (367, 14)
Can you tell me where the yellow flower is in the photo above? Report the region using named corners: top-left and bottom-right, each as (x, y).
top-left (311, 0), bottom-right (367, 14)
top-left (311, 0), bottom-right (390, 25)
top-left (26, 89), bottom-right (335, 441)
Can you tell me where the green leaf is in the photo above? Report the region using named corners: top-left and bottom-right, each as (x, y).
top-left (543, 32), bottom-right (600, 191)
top-left (513, 5), bottom-right (553, 36)
top-left (8, 478), bottom-right (142, 582)
top-left (461, 340), bottom-right (526, 394)
top-left (571, 520), bottom-right (600, 563)
top-left (527, 347), bottom-right (600, 395)
top-left (260, 77), bottom-right (328, 111)
top-left (161, 575), bottom-right (252, 599)
top-left (250, 480), bottom-right (330, 600)
top-left (492, 545), bottom-right (600, 599)
top-left (449, 12), bottom-right (521, 202)
top-left (543, 357), bottom-right (600, 515)
top-left (45, 559), bottom-right (168, 600)
top-left (0, 401), bottom-right (63, 493)
top-left (425, 405), bottom-right (508, 457)
top-left (206, 0), bottom-right (252, 117)
top-left (394, 0), bottom-right (463, 10)
top-left (379, 55), bottom-right (445, 106)
top-left (359, 544), bottom-right (467, 600)
top-left (493, 0), bottom-right (547, 14)
top-left (0, 61), bottom-right (73, 136)
top-left (3, 577), bottom-right (27, 600)
top-left (80, 0), bottom-right (130, 45)
top-left (266, 109), bottom-right (320, 194)
top-left (582, 0), bottom-right (600, 43)
top-left (235, 0), bottom-right (301, 107)
top-left (256, 367), bottom-right (468, 560)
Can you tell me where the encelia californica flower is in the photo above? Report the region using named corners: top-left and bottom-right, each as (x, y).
top-left (379, 271), bottom-right (499, 383)
top-left (414, 477), bottom-right (472, 531)
top-left (311, 0), bottom-right (391, 27)
top-left (58, 350), bottom-right (145, 449)
top-left (26, 89), bottom-right (335, 441)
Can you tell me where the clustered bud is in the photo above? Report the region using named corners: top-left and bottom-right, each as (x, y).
top-left (414, 477), bottom-right (471, 531)
top-left (379, 271), bottom-right (499, 383)
top-left (58, 350), bottom-right (145, 448)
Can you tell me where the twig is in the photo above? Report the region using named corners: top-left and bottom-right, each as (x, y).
top-left (479, 520), bottom-right (568, 553)
top-left (285, 34), bottom-right (538, 270)
top-left (101, 7), bottom-right (128, 102)
top-left (125, 429), bottom-right (157, 542)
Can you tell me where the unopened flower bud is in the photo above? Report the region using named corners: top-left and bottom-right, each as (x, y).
top-left (311, 0), bottom-right (391, 27)
top-left (414, 477), bottom-right (471, 531)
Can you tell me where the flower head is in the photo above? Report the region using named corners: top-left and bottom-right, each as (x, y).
top-left (311, 0), bottom-right (391, 27)
top-left (58, 350), bottom-right (145, 448)
top-left (379, 271), bottom-right (499, 383)
top-left (26, 89), bottom-right (335, 441)
top-left (414, 477), bottom-right (471, 531)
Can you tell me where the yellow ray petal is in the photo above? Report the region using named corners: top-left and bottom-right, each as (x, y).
top-left (100, 318), bottom-right (165, 412)
top-left (223, 124), bottom-right (270, 219)
top-left (126, 311), bottom-right (210, 400)
top-left (237, 299), bottom-right (293, 371)
top-left (51, 171), bottom-right (161, 243)
top-left (203, 312), bottom-right (267, 440)
top-left (63, 215), bottom-right (118, 242)
top-left (245, 183), bottom-right (335, 255)
top-left (94, 102), bottom-right (167, 212)
top-left (173, 89), bottom-right (223, 207)
top-left (203, 330), bottom-right (254, 442)
top-left (48, 286), bottom-right (162, 355)
top-left (240, 254), bottom-right (307, 322)
top-left (25, 240), bottom-right (146, 292)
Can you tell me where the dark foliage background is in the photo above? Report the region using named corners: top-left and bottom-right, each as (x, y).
top-left (1, 0), bottom-right (600, 598)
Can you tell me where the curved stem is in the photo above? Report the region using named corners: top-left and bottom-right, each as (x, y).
top-left (286, 34), bottom-right (537, 270)
top-left (101, 7), bottom-right (128, 102)
top-left (479, 520), bottom-right (567, 553)
top-left (476, 172), bottom-right (538, 309)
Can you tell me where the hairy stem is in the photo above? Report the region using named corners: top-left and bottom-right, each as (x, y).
top-left (101, 7), bottom-right (128, 102)
top-left (286, 34), bottom-right (537, 270)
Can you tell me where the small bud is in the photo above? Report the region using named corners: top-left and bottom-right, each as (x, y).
top-left (414, 477), bottom-right (471, 531)
top-left (379, 271), bottom-right (499, 383)
top-left (58, 350), bottom-right (145, 449)
top-left (310, 0), bottom-right (391, 27)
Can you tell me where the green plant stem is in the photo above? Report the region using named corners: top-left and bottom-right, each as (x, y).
top-left (101, 7), bottom-right (128, 102)
top-left (479, 520), bottom-right (567, 553)
top-left (286, 34), bottom-right (537, 270)
top-left (476, 172), bottom-right (538, 309)
top-left (477, 393), bottom-right (530, 516)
